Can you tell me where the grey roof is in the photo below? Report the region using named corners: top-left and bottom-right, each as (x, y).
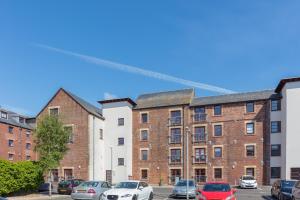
top-left (0, 108), bottom-right (33, 129)
top-left (64, 89), bottom-right (103, 119)
top-left (191, 89), bottom-right (280, 106)
top-left (134, 89), bottom-right (194, 109)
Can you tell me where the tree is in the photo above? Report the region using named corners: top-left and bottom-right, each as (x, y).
top-left (34, 115), bottom-right (70, 196)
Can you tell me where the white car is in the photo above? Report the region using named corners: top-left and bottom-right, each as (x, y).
top-left (239, 175), bottom-right (258, 189)
top-left (102, 180), bottom-right (153, 200)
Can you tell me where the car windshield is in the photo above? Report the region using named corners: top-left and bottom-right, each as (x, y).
top-left (79, 181), bottom-right (99, 187)
top-left (176, 180), bottom-right (195, 187)
top-left (282, 181), bottom-right (296, 188)
top-left (203, 184), bottom-right (231, 192)
top-left (115, 182), bottom-right (138, 189)
top-left (242, 176), bottom-right (255, 180)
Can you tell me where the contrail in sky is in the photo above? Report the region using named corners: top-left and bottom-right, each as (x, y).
top-left (33, 43), bottom-right (235, 94)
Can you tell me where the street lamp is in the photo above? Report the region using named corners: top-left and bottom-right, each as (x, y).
top-left (185, 126), bottom-right (191, 200)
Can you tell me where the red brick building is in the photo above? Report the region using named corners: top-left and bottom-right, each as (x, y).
top-left (132, 89), bottom-right (276, 185)
top-left (36, 88), bottom-right (104, 182)
top-left (0, 108), bottom-right (36, 162)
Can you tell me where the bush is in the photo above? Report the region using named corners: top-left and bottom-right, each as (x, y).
top-left (0, 160), bottom-right (44, 196)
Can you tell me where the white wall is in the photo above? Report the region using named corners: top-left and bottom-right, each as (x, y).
top-left (88, 115), bottom-right (105, 181)
top-left (102, 101), bottom-right (133, 184)
top-left (282, 82), bottom-right (300, 179)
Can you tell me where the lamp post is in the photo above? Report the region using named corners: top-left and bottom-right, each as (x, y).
top-left (185, 126), bottom-right (191, 200)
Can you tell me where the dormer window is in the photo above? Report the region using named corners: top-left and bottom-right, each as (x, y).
top-left (19, 117), bottom-right (25, 123)
top-left (1, 111), bottom-right (7, 119)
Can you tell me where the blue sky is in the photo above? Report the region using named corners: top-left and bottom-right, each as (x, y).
top-left (1, 1), bottom-right (300, 116)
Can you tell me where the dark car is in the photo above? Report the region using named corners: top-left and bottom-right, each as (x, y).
top-left (0, 197), bottom-right (7, 200)
top-left (271, 180), bottom-right (297, 200)
top-left (292, 180), bottom-right (300, 200)
top-left (38, 183), bottom-right (53, 192)
top-left (58, 179), bottom-right (84, 195)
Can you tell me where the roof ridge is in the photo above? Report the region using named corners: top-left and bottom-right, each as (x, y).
top-left (137, 88), bottom-right (194, 99)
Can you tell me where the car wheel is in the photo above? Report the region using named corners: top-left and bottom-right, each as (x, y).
top-left (148, 192), bottom-right (153, 200)
top-left (132, 195), bottom-right (137, 200)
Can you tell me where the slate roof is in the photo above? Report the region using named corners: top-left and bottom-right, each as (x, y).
top-left (191, 89), bottom-right (280, 107)
top-left (63, 89), bottom-right (103, 119)
top-left (0, 108), bottom-right (33, 129)
top-left (134, 89), bottom-right (194, 109)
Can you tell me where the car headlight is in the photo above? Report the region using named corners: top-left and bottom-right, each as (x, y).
top-left (121, 194), bottom-right (132, 198)
top-left (225, 194), bottom-right (235, 200)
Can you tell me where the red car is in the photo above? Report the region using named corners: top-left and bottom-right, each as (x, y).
top-left (197, 182), bottom-right (237, 200)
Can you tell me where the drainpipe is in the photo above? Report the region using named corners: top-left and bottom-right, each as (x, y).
top-left (93, 116), bottom-right (95, 180)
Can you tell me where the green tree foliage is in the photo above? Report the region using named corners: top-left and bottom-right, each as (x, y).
top-left (34, 115), bottom-right (70, 171)
top-left (0, 160), bottom-right (43, 196)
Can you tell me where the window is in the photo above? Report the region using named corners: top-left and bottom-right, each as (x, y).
top-left (214, 168), bottom-right (222, 179)
top-left (170, 128), bottom-right (181, 144)
top-left (8, 153), bottom-right (14, 160)
top-left (118, 138), bottom-right (125, 145)
top-left (26, 155), bottom-right (31, 161)
top-left (214, 147), bottom-right (222, 158)
top-left (195, 106), bottom-right (205, 114)
top-left (271, 144), bottom-right (281, 156)
top-left (170, 149), bottom-right (181, 163)
top-left (194, 107), bottom-right (206, 121)
top-left (271, 121), bottom-right (281, 133)
top-left (99, 129), bottom-right (103, 140)
top-left (170, 110), bottom-right (181, 125)
top-left (246, 102), bottom-right (254, 113)
top-left (246, 123), bottom-right (254, 134)
top-left (246, 167), bottom-right (255, 177)
top-left (8, 126), bottom-right (13, 133)
top-left (141, 113), bottom-right (148, 123)
top-left (271, 100), bottom-right (281, 111)
top-left (141, 150), bottom-right (148, 161)
top-left (291, 168), bottom-right (300, 180)
top-left (195, 148), bottom-right (206, 162)
top-left (26, 143), bottom-right (31, 150)
top-left (214, 125), bottom-right (222, 137)
top-left (64, 126), bottom-right (74, 143)
top-left (271, 167), bottom-right (281, 179)
top-left (141, 169), bottom-right (148, 180)
top-left (49, 107), bottom-right (59, 117)
top-left (140, 130), bottom-right (148, 141)
top-left (26, 131), bottom-right (31, 139)
top-left (118, 118), bottom-right (124, 126)
top-left (214, 105), bottom-right (222, 116)
top-left (1, 111), bottom-right (7, 119)
top-left (246, 145), bottom-right (255, 157)
top-left (8, 140), bottom-right (14, 147)
top-left (194, 126), bottom-right (206, 142)
top-left (19, 117), bottom-right (24, 123)
top-left (118, 158), bottom-right (124, 166)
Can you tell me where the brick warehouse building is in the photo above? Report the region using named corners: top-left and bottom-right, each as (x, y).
top-left (0, 108), bottom-right (37, 161)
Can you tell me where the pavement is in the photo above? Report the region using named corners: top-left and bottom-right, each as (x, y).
top-left (6, 186), bottom-right (275, 200)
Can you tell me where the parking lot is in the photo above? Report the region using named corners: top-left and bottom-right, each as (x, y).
top-left (8, 186), bottom-right (274, 200)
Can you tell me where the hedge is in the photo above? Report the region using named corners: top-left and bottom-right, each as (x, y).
top-left (0, 160), bottom-right (44, 196)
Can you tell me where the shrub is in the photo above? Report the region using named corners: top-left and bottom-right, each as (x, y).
top-left (0, 160), bottom-right (44, 196)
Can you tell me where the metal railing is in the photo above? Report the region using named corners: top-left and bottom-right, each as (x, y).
top-left (193, 133), bottom-right (207, 143)
top-left (168, 156), bottom-right (182, 165)
top-left (169, 117), bottom-right (182, 126)
top-left (192, 113), bottom-right (207, 122)
top-left (194, 175), bottom-right (207, 183)
top-left (193, 155), bottom-right (207, 164)
top-left (169, 134), bottom-right (182, 144)
top-left (169, 176), bottom-right (182, 184)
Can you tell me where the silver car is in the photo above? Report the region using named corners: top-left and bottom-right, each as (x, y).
top-left (171, 179), bottom-right (197, 198)
top-left (71, 181), bottom-right (111, 200)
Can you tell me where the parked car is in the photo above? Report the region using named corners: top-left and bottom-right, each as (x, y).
top-left (102, 180), bottom-right (153, 200)
top-left (292, 180), bottom-right (300, 200)
top-left (38, 182), bottom-right (53, 192)
top-left (197, 182), bottom-right (237, 200)
top-left (58, 179), bottom-right (84, 195)
top-left (0, 197), bottom-right (7, 200)
top-left (171, 179), bottom-right (197, 198)
top-left (271, 180), bottom-right (296, 200)
top-left (239, 175), bottom-right (257, 189)
top-left (71, 181), bottom-right (111, 200)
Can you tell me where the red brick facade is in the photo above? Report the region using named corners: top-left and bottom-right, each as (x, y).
top-left (132, 100), bottom-right (270, 185)
top-left (0, 123), bottom-right (36, 162)
top-left (37, 89), bottom-right (90, 181)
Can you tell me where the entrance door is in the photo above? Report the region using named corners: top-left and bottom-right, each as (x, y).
top-left (195, 169), bottom-right (206, 183)
top-left (106, 170), bottom-right (112, 184)
top-left (64, 169), bottom-right (73, 180)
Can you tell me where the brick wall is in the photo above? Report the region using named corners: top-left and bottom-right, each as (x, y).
top-left (37, 89), bottom-right (90, 181)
